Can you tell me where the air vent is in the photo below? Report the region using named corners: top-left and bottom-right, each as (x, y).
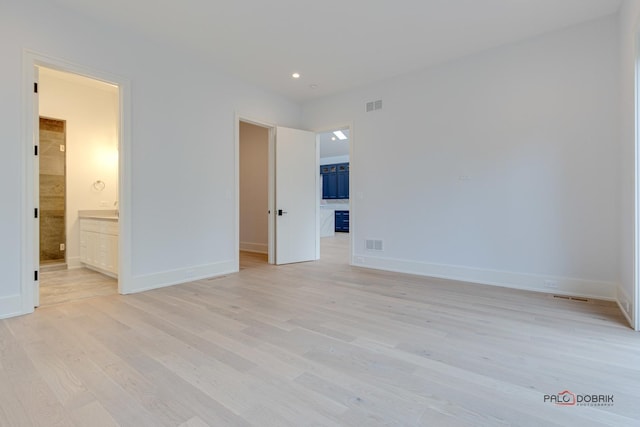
top-left (365, 239), bottom-right (383, 251)
top-left (366, 99), bottom-right (383, 112)
top-left (553, 295), bottom-right (589, 302)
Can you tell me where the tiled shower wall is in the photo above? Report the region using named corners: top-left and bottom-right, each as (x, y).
top-left (39, 117), bottom-right (66, 263)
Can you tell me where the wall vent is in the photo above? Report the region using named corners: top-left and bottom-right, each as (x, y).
top-left (365, 239), bottom-right (383, 251)
top-left (366, 99), bottom-right (383, 112)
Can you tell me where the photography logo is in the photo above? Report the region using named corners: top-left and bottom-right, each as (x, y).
top-left (544, 390), bottom-right (614, 407)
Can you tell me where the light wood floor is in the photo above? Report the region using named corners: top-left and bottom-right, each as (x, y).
top-left (40, 267), bottom-right (118, 306)
top-left (2, 235), bottom-right (639, 426)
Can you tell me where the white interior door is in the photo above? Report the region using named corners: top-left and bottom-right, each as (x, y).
top-left (275, 126), bottom-right (318, 264)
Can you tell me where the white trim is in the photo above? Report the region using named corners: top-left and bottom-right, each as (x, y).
top-left (616, 285), bottom-right (634, 326)
top-left (239, 242), bottom-right (268, 254)
top-left (635, 29), bottom-right (640, 330)
top-left (0, 295), bottom-right (22, 320)
top-left (21, 50), bottom-right (133, 317)
top-left (353, 255), bottom-right (618, 301)
top-left (126, 261), bottom-right (235, 294)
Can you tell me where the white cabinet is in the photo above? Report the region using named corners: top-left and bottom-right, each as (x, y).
top-left (80, 218), bottom-right (118, 277)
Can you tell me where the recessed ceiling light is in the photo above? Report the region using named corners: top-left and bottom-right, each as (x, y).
top-left (292, 72), bottom-right (301, 79)
top-left (333, 130), bottom-right (347, 140)
top-left (331, 136), bottom-right (336, 141)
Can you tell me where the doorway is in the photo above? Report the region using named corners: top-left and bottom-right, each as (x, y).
top-left (318, 127), bottom-right (351, 264)
top-left (239, 121), bottom-right (270, 268)
top-left (36, 66), bottom-right (120, 306)
top-left (235, 117), bottom-right (319, 269)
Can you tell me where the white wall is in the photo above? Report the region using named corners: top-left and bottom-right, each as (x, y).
top-left (320, 155), bottom-right (349, 165)
top-left (0, 0), bottom-right (301, 318)
top-left (618, 0), bottom-right (640, 327)
top-left (39, 69), bottom-right (119, 269)
top-left (239, 122), bottom-right (268, 253)
top-left (303, 16), bottom-right (621, 300)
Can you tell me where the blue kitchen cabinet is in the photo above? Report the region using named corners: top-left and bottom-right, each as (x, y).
top-left (320, 163), bottom-right (349, 200)
top-left (335, 210), bottom-right (350, 232)
top-left (321, 165), bottom-right (338, 199)
top-left (336, 163), bottom-right (349, 199)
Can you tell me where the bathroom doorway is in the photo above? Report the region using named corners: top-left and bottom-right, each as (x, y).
top-left (37, 66), bottom-right (120, 306)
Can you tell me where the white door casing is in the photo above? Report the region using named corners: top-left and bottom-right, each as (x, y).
top-left (33, 66), bottom-right (40, 307)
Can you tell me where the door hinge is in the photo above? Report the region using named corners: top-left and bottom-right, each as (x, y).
top-left (34, 208), bottom-right (38, 218)
top-left (34, 145), bottom-right (38, 156)
top-left (34, 82), bottom-right (38, 93)
top-left (34, 270), bottom-right (38, 281)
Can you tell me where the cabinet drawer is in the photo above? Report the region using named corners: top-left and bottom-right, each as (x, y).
top-left (80, 218), bottom-right (118, 235)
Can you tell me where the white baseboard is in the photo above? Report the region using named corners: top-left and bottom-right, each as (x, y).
top-left (239, 241), bottom-right (268, 254)
top-left (0, 294), bottom-right (23, 320)
top-left (127, 260), bottom-right (236, 294)
top-left (352, 254), bottom-right (617, 301)
top-left (66, 256), bottom-right (82, 269)
top-left (616, 285), bottom-right (634, 328)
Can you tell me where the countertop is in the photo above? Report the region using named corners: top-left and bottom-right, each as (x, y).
top-left (78, 210), bottom-right (119, 221)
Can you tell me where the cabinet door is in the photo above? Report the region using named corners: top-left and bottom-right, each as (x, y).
top-left (80, 231), bottom-right (88, 263)
top-left (337, 172), bottom-right (348, 199)
top-left (321, 173), bottom-right (331, 199)
top-left (85, 231), bottom-right (99, 266)
top-left (323, 166), bottom-right (338, 199)
top-left (342, 210), bottom-right (350, 232)
top-left (105, 234), bottom-right (118, 274)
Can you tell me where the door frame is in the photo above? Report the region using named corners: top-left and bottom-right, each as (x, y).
top-left (235, 115), bottom-right (324, 267)
top-left (21, 50), bottom-right (133, 314)
top-left (313, 122), bottom-right (355, 265)
top-left (235, 115), bottom-right (276, 266)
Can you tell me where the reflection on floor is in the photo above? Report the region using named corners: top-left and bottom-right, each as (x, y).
top-left (39, 267), bottom-right (117, 307)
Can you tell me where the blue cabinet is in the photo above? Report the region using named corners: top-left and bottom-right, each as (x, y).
top-left (336, 163), bottom-right (349, 199)
top-left (335, 210), bottom-right (350, 232)
top-left (321, 165), bottom-right (338, 199)
top-left (320, 163), bottom-right (349, 199)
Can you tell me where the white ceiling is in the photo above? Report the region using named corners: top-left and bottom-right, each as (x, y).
top-left (49, 0), bottom-right (622, 103)
top-left (320, 129), bottom-right (350, 159)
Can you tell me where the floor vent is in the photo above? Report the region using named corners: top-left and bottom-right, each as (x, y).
top-left (553, 295), bottom-right (589, 302)
top-left (365, 239), bottom-right (383, 251)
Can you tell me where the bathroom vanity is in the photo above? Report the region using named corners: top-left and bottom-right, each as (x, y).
top-left (78, 210), bottom-right (118, 278)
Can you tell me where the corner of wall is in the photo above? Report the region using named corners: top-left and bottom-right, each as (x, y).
top-left (615, 285), bottom-right (635, 328)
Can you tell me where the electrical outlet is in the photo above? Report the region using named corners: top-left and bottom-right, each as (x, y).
top-left (544, 280), bottom-right (558, 289)
top-left (59, 243), bottom-right (65, 251)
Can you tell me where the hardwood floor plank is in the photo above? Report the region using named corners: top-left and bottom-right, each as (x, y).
top-left (0, 235), bottom-right (637, 426)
